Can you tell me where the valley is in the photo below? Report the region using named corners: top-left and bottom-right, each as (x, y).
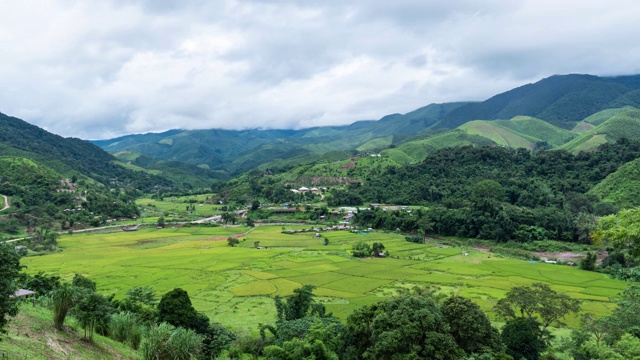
top-left (2, 73), bottom-right (640, 359)
top-left (20, 224), bottom-right (626, 332)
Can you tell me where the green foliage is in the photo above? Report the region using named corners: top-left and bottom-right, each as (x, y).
top-left (607, 285), bottom-right (640, 339)
top-left (580, 252), bottom-right (597, 271)
top-left (346, 295), bottom-right (464, 359)
top-left (72, 273), bottom-right (97, 292)
top-left (227, 237), bottom-right (240, 247)
top-left (109, 311), bottom-right (143, 349)
top-left (0, 241), bottom-right (22, 340)
top-left (351, 241), bottom-right (386, 257)
top-left (49, 283), bottom-right (79, 330)
top-left (441, 296), bottom-right (503, 355)
top-left (23, 271), bottom-right (61, 296)
top-left (494, 283), bottom-right (581, 343)
top-left (264, 338), bottom-right (339, 360)
top-left (157, 288), bottom-right (199, 331)
top-left (139, 322), bottom-right (204, 360)
top-left (275, 285), bottom-right (325, 322)
top-left (589, 157), bottom-right (640, 208)
top-left (74, 292), bottom-right (114, 342)
top-left (349, 140), bottom-right (640, 242)
top-left (593, 208), bottom-right (640, 255)
top-left (501, 318), bottom-right (543, 360)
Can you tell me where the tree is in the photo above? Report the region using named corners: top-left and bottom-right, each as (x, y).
top-left (50, 283), bottom-right (79, 330)
top-left (24, 271), bottom-right (61, 296)
top-left (494, 283), bottom-right (581, 344)
top-left (0, 241), bottom-right (22, 339)
top-left (30, 227), bottom-right (58, 251)
top-left (441, 296), bottom-right (503, 355)
top-left (126, 286), bottom-right (157, 306)
top-left (74, 292), bottom-right (114, 341)
top-left (157, 288), bottom-right (199, 331)
top-left (606, 285), bottom-right (640, 339)
top-left (72, 273), bottom-right (97, 292)
top-left (157, 215), bottom-right (165, 228)
top-left (346, 295), bottom-right (464, 359)
top-left (276, 285), bottom-right (322, 322)
top-left (227, 237), bottom-right (239, 247)
top-left (471, 180), bottom-right (505, 213)
top-left (501, 317), bottom-right (543, 360)
top-left (222, 212), bottom-right (236, 225)
top-left (593, 208), bottom-right (640, 255)
top-left (580, 252), bottom-right (597, 271)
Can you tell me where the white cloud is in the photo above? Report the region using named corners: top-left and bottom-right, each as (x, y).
top-left (0, 0), bottom-right (639, 139)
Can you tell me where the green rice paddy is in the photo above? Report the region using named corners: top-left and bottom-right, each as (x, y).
top-left (21, 225), bottom-right (629, 331)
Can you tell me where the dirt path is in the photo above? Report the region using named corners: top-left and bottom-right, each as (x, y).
top-left (0, 195), bottom-right (8, 211)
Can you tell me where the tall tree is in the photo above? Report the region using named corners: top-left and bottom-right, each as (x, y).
top-left (157, 288), bottom-right (199, 331)
top-left (441, 296), bottom-right (503, 355)
top-left (494, 283), bottom-right (581, 344)
top-left (0, 241), bottom-right (22, 339)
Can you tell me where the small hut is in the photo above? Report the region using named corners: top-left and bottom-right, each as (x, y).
top-left (11, 289), bottom-right (36, 306)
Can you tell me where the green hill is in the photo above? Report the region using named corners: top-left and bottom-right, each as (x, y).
top-left (435, 74), bottom-right (640, 129)
top-left (559, 109), bottom-right (640, 153)
top-left (588, 156), bottom-right (640, 208)
top-left (0, 112), bottom-right (177, 235)
top-left (378, 116), bottom-right (574, 163)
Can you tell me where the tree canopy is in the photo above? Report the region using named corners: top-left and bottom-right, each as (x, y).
top-left (0, 242), bottom-right (22, 339)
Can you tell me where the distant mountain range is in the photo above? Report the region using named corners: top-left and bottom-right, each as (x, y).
top-left (92, 74), bottom-right (640, 179)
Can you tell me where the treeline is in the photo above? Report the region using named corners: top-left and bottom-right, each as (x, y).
top-left (344, 140), bottom-right (640, 242)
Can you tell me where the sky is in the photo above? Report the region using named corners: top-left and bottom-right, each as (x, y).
top-left (1, 1), bottom-right (640, 140)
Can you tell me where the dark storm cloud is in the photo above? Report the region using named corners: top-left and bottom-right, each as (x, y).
top-left (0, 1), bottom-right (639, 139)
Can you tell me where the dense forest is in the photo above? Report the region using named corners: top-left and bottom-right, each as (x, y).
top-left (219, 140), bottom-right (640, 245)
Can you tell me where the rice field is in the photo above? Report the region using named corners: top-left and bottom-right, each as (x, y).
top-left (21, 225), bottom-right (629, 331)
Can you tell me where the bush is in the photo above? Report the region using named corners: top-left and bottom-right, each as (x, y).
top-left (140, 322), bottom-right (204, 360)
top-left (109, 311), bottom-right (143, 349)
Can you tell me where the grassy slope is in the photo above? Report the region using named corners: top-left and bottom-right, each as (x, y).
top-left (559, 109), bottom-right (640, 153)
top-left (0, 304), bottom-right (137, 360)
top-left (494, 116), bottom-right (577, 147)
top-left (588, 157), bottom-right (640, 208)
top-left (21, 226), bottom-right (627, 332)
top-left (458, 120), bottom-right (537, 149)
top-left (379, 116), bottom-right (571, 164)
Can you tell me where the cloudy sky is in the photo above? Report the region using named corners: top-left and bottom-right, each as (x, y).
top-left (1, 1), bottom-right (640, 139)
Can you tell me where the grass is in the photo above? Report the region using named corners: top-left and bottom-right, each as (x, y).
top-left (0, 303), bottom-right (138, 360)
top-left (21, 225), bottom-right (631, 333)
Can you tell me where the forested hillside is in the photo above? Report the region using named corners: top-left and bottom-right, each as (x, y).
top-left (0, 112), bottom-right (175, 236)
top-left (218, 139), bottom-right (640, 244)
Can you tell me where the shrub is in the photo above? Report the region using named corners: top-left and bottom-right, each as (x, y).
top-left (140, 322), bottom-right (204, 360)
top-left (109, 311), bottom-right (143, 349)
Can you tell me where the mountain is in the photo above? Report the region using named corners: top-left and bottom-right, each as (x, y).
top-left (434, 74), bottom-right (640, 129)
top-left (92, 103), bottom-right (467, 176)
